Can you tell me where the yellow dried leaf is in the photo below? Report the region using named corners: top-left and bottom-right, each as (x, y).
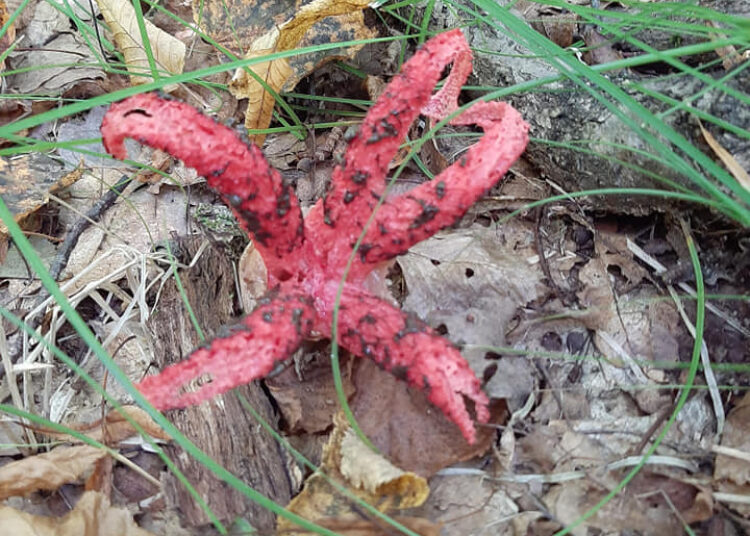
top-left (0, 490), bottom-right (155, 536)
top-left (278, 412), bottom-right (429, 535)
top-left (36, 405), bottom-right (170, 444)
top-left (0, 445), bottom-right (106, 500)
top-left (340, 427), bottom-right (429, 509)
top-left (229, 27), bottom-right (293, 145)
top-left (229, 0), bottom-right (371, 145)
top-left (698, 119), bottom-right (750, 193)
top-left (96, 0), bottom-right (185, 89)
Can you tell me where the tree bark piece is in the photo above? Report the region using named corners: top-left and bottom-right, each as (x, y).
top-left (148, 237), bottom-right (294, 532)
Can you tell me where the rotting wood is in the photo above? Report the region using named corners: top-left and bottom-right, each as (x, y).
top-left (147, 236), bottom-right (294, 532)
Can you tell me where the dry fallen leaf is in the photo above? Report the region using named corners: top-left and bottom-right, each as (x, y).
top-left (0, 156), bottom-right (79, 232)
top-left (339, 423), bottom-right (429, 509)
top-left (576, 239), bottom-right (678, 414)
top-left (278, 412), bottom-right (430, 535)
top-left (582, 26), bottom-right (624, 66)
top-left (398, 223), bottom-right (544, 403)
top-left (0, 490), bottom-right (155, 536)
top-left (31, 406), bottom-right (170, 445)
top-left (715, 392), bottom-right (750, 485)
top-left (576, 231), bottom-right (678, 370)
top-left (228, 0), bottom-right (375, 143)
top-left (411, 474), bottom-right (519, 536)
top-left (351, 359), bottom-right (506, 478)
top-left (96, 0), bottom-right (185, 88)
top-left (714, 392), bottom-right (750, 516)
top-left (0, 445), bottom-right (106, 500)
top-left (60, 179), bottom-right (205, 292)
top-left (312, 516), bottom-right (442, 536)
top-left (0, 156), bottom-right (81, 262)
top-left (230, 26), bottom-right (294, 144)
top-left (541, 13), bottom-right (577, 49)
top-left (543, 478), bottom-right (684, 535)
top-left (698, 119), bottom-right (750, 192)
top-left (266, 349), bottom-right (355, 434)
top-left (708, 20), bottom-right (745, 70)
top-left (8, 35), bottom-right (103, 93)
top-left (6, 1), bottom-right (104, 94)
top-left (628, 471), bottom-right (714, 525)
top-left (238, 240), bottom-right (268, 313)
top-left (0, 0), bottom-right (15, 73)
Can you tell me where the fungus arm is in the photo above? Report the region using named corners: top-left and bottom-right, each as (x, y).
top-left (357, 101), bottom-right (529, 264)
top-left (305, 29), bottom-right (473, 262)
top-left (101, 93), bottom-right (305, 283)
top-left (136, 292), bottom-right (315, 410)
top-left (334, 285), bottom-right (489, 443)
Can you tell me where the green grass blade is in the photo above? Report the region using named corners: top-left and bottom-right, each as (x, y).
top-left (461, 0), bottom-right (750, 224)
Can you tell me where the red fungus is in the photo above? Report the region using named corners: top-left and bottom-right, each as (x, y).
top-left (101, 29), bottom-right (529, 443)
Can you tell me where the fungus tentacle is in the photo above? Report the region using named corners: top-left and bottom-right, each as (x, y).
top-left (101, 93), bottom-right (305, 284)
top-left (137, 291), bottom-right (315, 410)
top-left (306, 29), bottom-right (474, 264)
top-left (361, 102), bottom-right (529, 264)
top-left (334, 284), bottom-right (490, 441)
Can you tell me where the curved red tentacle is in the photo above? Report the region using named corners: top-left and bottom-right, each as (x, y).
top-left (331, 284), bottom-right (489, 443)
top-left (137, 290), bottom-right (315, 410)
top-left (100, 93), bottom-right (305, 285)
top-left (305, 29), bottom-right (474, 272)
top-left (356, 102), bottom-right (529, 264)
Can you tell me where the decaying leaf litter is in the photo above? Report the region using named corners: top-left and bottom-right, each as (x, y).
top-left (0, 0), bottom-right (749, 534)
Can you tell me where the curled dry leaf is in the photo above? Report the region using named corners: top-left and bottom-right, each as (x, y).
top-left (229, 26), bottom-right (293, 145)
top-left (0, 490), bottom-right (155, 536)
top-left (278, 412), bottom-right (429, 535)
top-left (96, 0), bottom-right (185, 88)
top-left (228, 0), bottom-right (374, 144)
top-left (339, 423), bottom-right (429, 508)
top-left (0, 445), bottom-right (106, 500)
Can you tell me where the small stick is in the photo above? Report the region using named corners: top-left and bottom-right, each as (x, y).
top-left (48, 174), bottom-right (132, 280)
top-left (3, 175), bottom-right (133, 378)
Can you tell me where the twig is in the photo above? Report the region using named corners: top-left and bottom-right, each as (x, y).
top-left (3, 175), bottom-right (132, 378)
top-left (633, 403), bottom-right (674, 455)
top-left (49, 175), bottom-right (132, 280)
top-left (535, 205), bottom-right (576, 306)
